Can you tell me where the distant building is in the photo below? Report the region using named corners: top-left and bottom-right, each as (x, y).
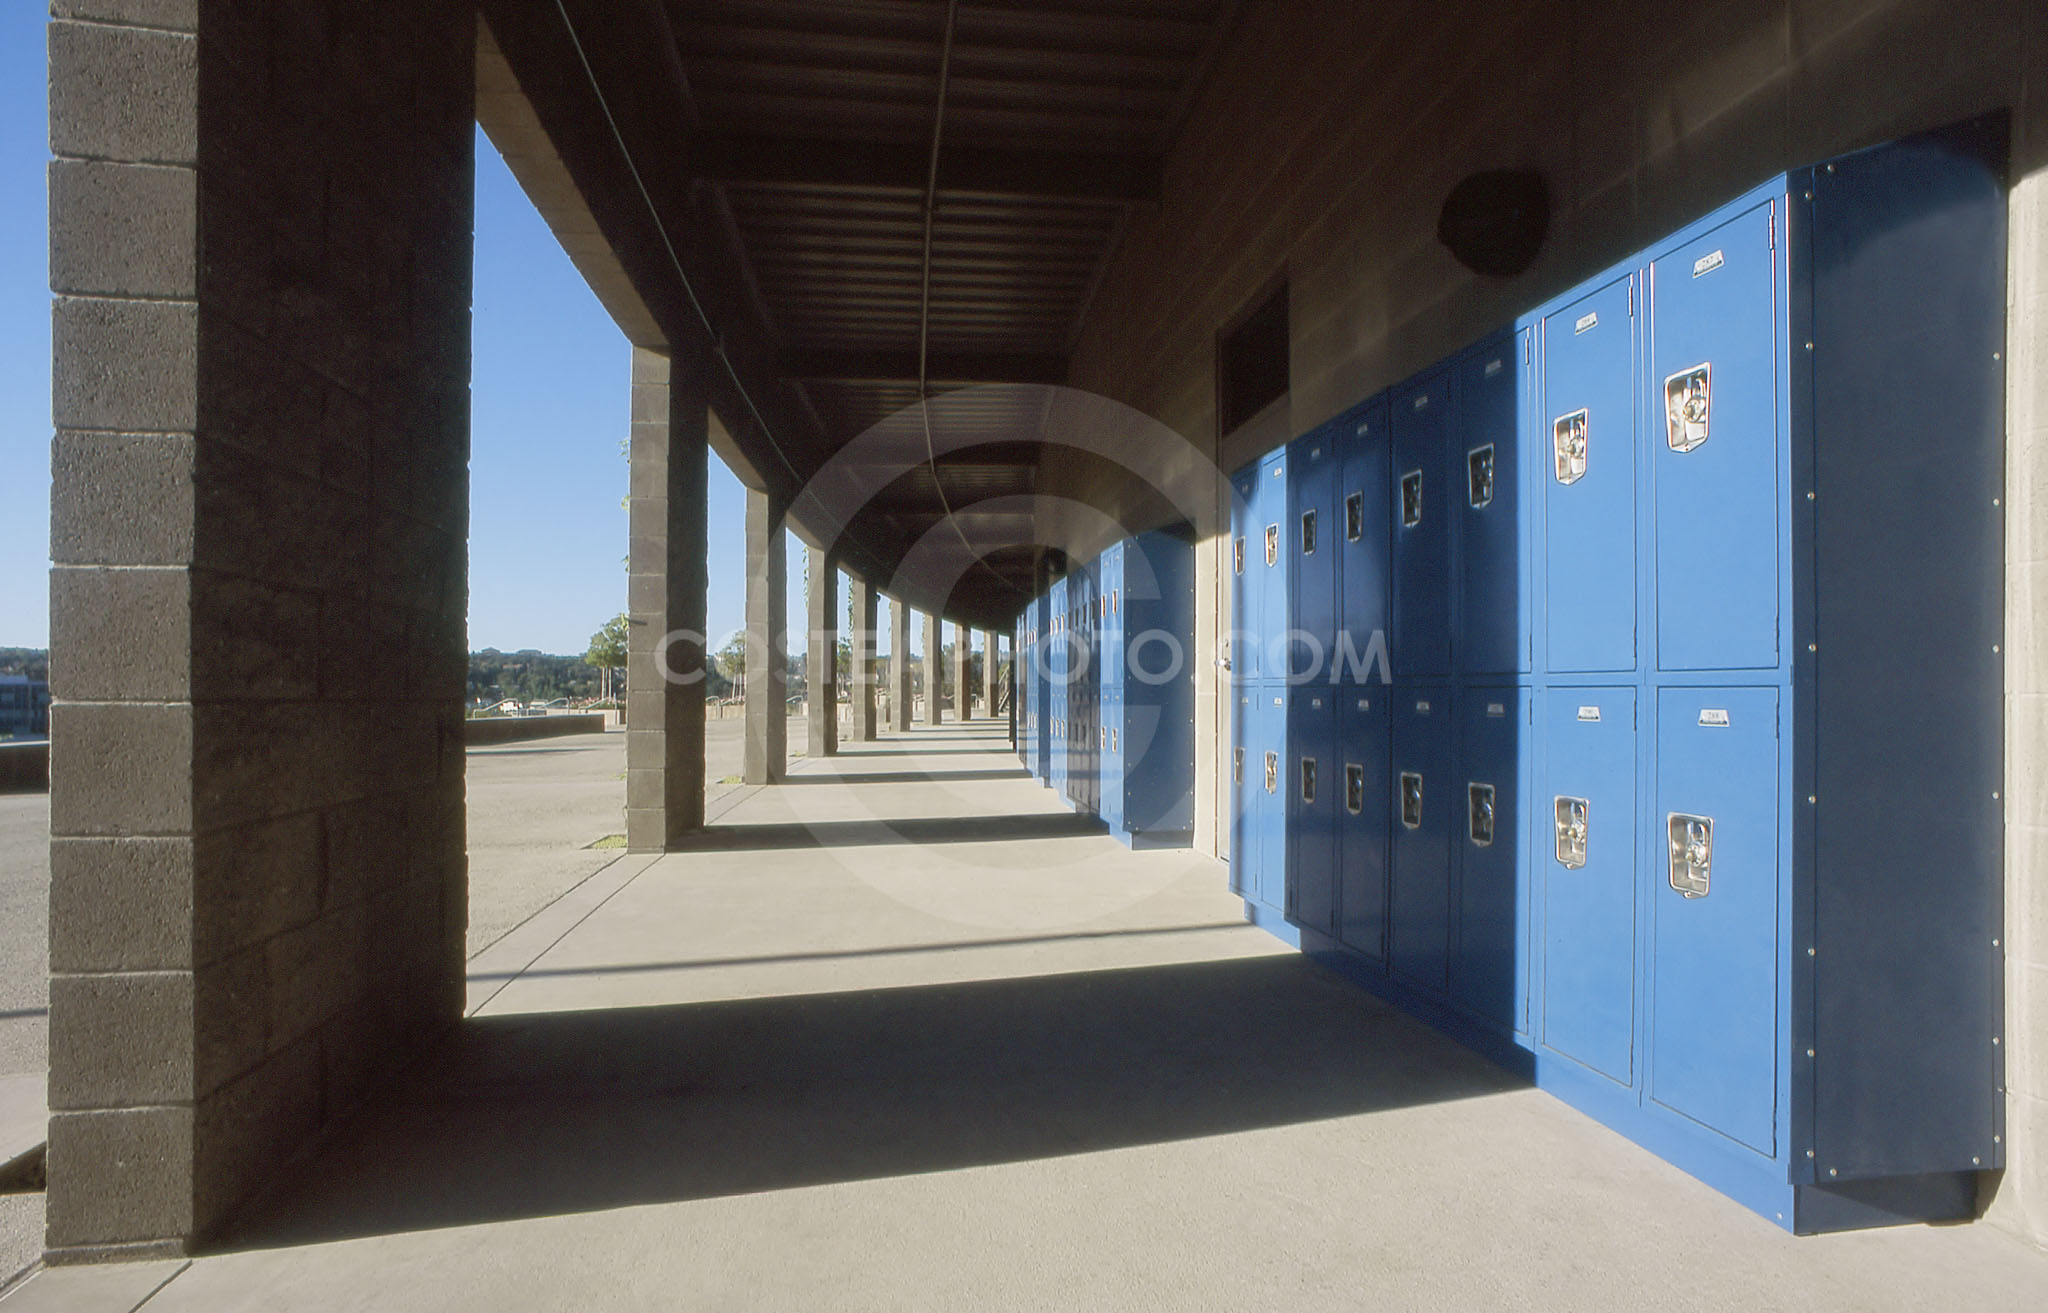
top-left (0, 675), bottom-right (49, 738)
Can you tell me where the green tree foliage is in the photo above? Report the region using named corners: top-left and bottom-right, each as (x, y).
top-left (583, 613), bottom-right (630, 701)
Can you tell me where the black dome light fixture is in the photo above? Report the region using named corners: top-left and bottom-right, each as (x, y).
top-left (1437, 169), bottom-right (1551, 277)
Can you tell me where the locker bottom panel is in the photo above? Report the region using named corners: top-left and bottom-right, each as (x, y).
top-left (1335, 690), bottom-right (1391, 963)
top-left (1389, 687), bottom-right (1454, 995)
top-left (1451, 688), bottom-right (1528, 1034)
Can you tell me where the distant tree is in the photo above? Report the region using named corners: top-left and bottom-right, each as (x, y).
top-left (715, 631), bottom-right (747, 697)
top-left (584, 613), bottom-right (629, 702)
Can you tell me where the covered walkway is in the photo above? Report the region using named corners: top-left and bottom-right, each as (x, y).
top-left (8, 724), bottom-right (2047, 1311)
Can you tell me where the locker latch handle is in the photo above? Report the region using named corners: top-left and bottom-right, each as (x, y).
top-left (1554, 409), bottom-right (1588, 485)
top-left (1665, 364), bottom-right (1711, 453)
top-left (1467, 783), bottom-right (1496, 847)
top-left (1233, 536), bottom-right (1244, 575)
top-left (1667, 813), bottom-right (1713, 898)
top-left (1233, 747), bottom-right (1244, 783)
top-left (1554, 796), bottom-right (1589, 869)
top-left (1110, 729), bottom-right (1117, 752)
top-left (1300, 757), bottom-right (1316, 805)
top-left (1345, 491), bottom-right (1364, 542)
top-left (1264, 751), bottom-right (1279, 795)
top-left (1345, 764), bottom-right (1364, 815)
top-left (1399, 771), bottom-right (1424, 829)
top-left (1400, 471), bottom-right (1423, 528)
top-left (1300, 508), bottom-right (1317, 556)
top-left (1467, 445), bottom-right (1495, 509)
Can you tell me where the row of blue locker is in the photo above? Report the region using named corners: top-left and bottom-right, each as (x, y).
top-left (1216, 118), bottom-right (2007, 1233)
top-left (1014, 530), bottom-right (1196, 848)
top-left (1229, 161), bottom-right (1796, 685)
top-left (1235, 680), bottom-right (1785, 1154)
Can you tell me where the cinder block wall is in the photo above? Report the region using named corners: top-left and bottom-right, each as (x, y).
top-left (1063, 0), bottom-right (2045, 1247)
top-left (46, 0), bottom-right (475, 1259)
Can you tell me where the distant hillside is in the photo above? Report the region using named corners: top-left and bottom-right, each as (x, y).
top-left (0, 649), bottom-right (47, 681)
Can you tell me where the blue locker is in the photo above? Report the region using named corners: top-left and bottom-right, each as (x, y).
top-left (1287, 686), bottom-right (1337, 936)
top-left (1451, 687), bottom-right (1528, 1033)
top-left (1032, 594), bottom-right (1051, 781)
top-left (1541, 275), bottom-right (1637, 674)
top-left (1651, 686), bottom-right (1780, 1156)
top-left (1650, 202), bottom-right (1782, 673)
top-left (1229, 461), bottom-right (1262, 681)
top-left (1114, 529), bottom-right (1195, 847)
top-left (1229, 683), bottom-right (1257, 895)
top-left (1388, 686), bottom-right (1453, 993)
top-left (1335, 688), bottom-right (1390, 962)
top-left (1073, 562), bottom-right (1099, 816)
top-left (1048, 578), bottom-right (1068, 799)
top-left (1537, 686), bottom-right (1637, 1086)
top-left (1289, 427), bottom-right (1338, 685)
top-left (1255, 448), bottom-right (1290, 678)
top-left (1245, 686), bottom-right (1288, 910)
top-left (1391, 371), bottom-right (1452, 679)
top-left (1454, 330), bottom-right (1531, 676)
top-left (1336, 398), bottom-right (1391, 687)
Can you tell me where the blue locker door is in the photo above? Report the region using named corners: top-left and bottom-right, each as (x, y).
top-left (1257, 450), bottom-right (1290, 680)
top-left (1389, 687), bottom-right (1454, 993)
top-left (1651, 201), bottom-right (1783, 673)
top-left (1256, 687), bottom-right (1289, 909)
top-left (1651, 687), bottom-right (1780, 1155)
top-left (1049, 584), bottom-right (1067, 797)
top-left (1391, 372), bottom-right (1453, 679)
top-left (1229, 464), bottom-right (1262, 680)
top-left (1336, 688), bottom-right (1391, 963)
top-left (1338, 400), bottom-right (1391, 686)
top-left (1455, 331), bottom-right (1530, 676)
top-left (1452, 688), bottom-right (1528, 1032)
top-left (1539, 686), bottom-right (1638, 1085)
top-left (1290, 431), bottom-right (1338, 685)
top-left (1229, 685), bottom-right (1255, 893)
top-left (1288, 687), bottom-right (1337, 934)
top-left (1542, 275), bottom-right (1638, 674)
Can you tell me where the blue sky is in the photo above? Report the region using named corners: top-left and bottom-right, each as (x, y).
top-left (0, 8), bottom-right (912, 660)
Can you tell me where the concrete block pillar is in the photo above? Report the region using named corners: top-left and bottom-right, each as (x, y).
top-left (625, 344), bottom-right (709, 851)
top-left (924, 611), bottom-right (944, 726)
top-left (805, 546), bottom-right (837, 758)
top-left (44, 1), bottom-right (475, 1259)
top-left (889, 597), bottom-right (911, 732)
top-left (953, 622), bottom-right (973, 721)
top-left (743, 486), bottom-right (787, 783)
top-left (846, 576), bottom-right (877, 743)
top-left (983, 631), bottom-right (1002, 717)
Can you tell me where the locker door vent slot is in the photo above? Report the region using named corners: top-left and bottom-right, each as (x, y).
top-left (1263, 751), bottom-right (1279, 794)
top-left (1401, 471), bottom-right (1424, 527)
top-left (1300, 758), bottom-right (1316, 804)
top-left (1345, 492), bottom-right (1364, 541)
top-left (1553, 409), bottom-right (1588, 484)
top-left (1554, 796), bottom-right (1588, 869)
top-left (1345, 764), bottom-right (1364, 815)
top-left (1400, 771), bottom-right (1424, 829)
top-left (1667, 813), bottom-right (1713, 898)
top-left (1467, 445), bottom-right (1495, 508)
top-left (1468, 783), bottom-right (1496, 846)
top-left (1664, 363), bottom-right (1712, 452)
top-left (1301, 509), bottom-right (1317, 556)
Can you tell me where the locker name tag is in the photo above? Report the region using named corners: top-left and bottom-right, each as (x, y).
top-left (1698, 708), bottom-right (1731, 727)
top-left (1486, 702), bottom-right (1506, 717)
top-left (1483, 358), bottom-right (1504, 377)
top-left (1415, 700), bottom-right (1432, 713)
top-left (1413, 394), bottom-right (1429, 410)
top-left (1693, 249), bottom-right (1726, 278)
top-left (1577, 706), bottom-right (1601, 722)
top-left (1575, 311), bottom-right (1599, 335)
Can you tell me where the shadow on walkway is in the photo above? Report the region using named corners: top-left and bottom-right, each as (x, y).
top-left (671, 812), bottom-right (1107, 851)
top-left (782, 768), bottom-right (1031, 786)
top-left (217, 955), bottom-right (1521, 1251)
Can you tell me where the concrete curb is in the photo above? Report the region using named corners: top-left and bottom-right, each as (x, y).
top-left (0, 745), bottom-right (47, 795)
top-left (463, 714), bottom-right (607, 747)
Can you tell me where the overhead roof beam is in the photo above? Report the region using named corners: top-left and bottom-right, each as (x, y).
top-left (779, 348), bottom-right (1067, 387)
top-left (693, 134), bottom-right (1160, 203)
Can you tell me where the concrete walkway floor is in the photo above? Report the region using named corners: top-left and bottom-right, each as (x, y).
top-left (6, 722), bottom-right (2048, 1311)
